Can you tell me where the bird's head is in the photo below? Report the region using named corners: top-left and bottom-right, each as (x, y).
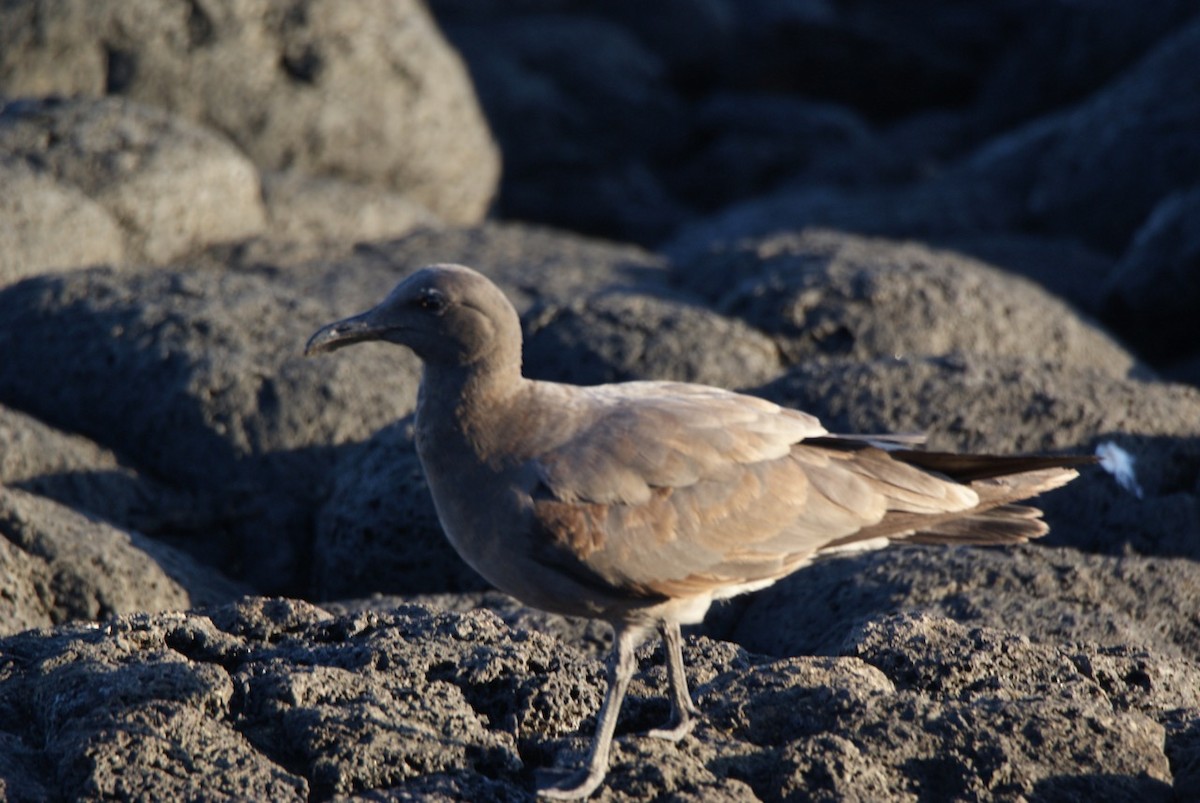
top-left (305, 264), bottom-right (521, 369)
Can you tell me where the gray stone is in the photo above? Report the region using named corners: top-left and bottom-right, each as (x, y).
top-left (930, 232), bottom-right (1115, 318)
top-left (440, 12), bottom-right (687, 242)
top-left (323, 591), bottom-right (613, 660)
top-left (0, 262), bottom-right (421, 593)
top-left (0, 96), bottom-right (265, 265)
top-left (673, 92), bottom-right (872, 210)
top-left (377, 222), bottom-right (671, 314)
top-left (973, 0), bottom-right (1197, 130)
top-left (676, 229), bottom-right (1136, 375)
top-left (1105, 187), bottom-right (1200, 365)
top-left (523, 289), bottom-right (782, 387)
top-left (731, 544), bottom-right (1200, 662)
top-left (1019, 19), bottom-right (1200, 253)
top-left (259, 171), bottom-right (441, 248)
top-left (1, 599), bottom-right (1192, 800)
top-left (0, 485), bottom-right (247, 636)
top-left (666, 18), bottom-right (1200, 262)
top-left (0, 0), bottom-right (499, 224)
top-left (760, 355), bottom-right (1198, 455)
top-left (0, 402), bottom-right (195, 534)
top-left (0, 158), bottom-right (125, 282)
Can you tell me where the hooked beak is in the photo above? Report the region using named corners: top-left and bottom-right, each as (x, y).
top-left (304, 310), bottom-right (390, 356)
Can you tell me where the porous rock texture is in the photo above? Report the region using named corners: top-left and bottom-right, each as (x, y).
top-left (0, 96), bottom-right (264, 271)
top-left (1, 600), bottom-right (1195, 801)
top-left (0, 0), bottom-right (499, 224)
top-left (2, 2), bottom-right (1199, 799)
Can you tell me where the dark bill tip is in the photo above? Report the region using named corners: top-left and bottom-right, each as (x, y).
top-left (304, 313), bottom-right (383, 357)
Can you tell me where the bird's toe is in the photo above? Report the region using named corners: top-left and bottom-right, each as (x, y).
top-left (535, 766), bottom-right (607, 800)
top-left (646, 714), bottom-right (698, 742)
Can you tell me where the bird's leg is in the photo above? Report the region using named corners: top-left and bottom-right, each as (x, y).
top-left (646, 619), bottom-right (698, 741)
top-left (537, 624), bottom-right (646, 800)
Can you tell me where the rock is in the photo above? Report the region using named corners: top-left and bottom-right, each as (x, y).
top-left (731, 544), bottom-right (1200, 661)
top-left (1166, 353), bottom-right (1200, 389)
top-left (2, 600), bottom-right (1192, 800)
top-left (701, 634), bottom-right (1176, 801)
top-left (440, 13), bottom-right (688, 243)
top-left (835, 614), bottom-right (1186, 800)
top-left (578, 0), bottom-right (736, 85)
top-left (312, 418), bottom-right (486, 600)
top-left (1104, 187), bottom-right (1200, 366)
top-left (0, 158), bottom-right (125, 282)
top-left (1018, 18), bottom-right (1200, 253)
top-left (0, 485), bottom-right (246, 636)
top-left (760, 355), bottom-right (1196, 455)
top-left (929, 232), bottom-right (1114, 318)
top-left (364, 222), bottom-right (671, 313)
top-left (259, 171), bottom-right (441, 248)
top-left (324, 590), bottom-right (614, 660)
top-left (523, 288), bottom-right (782, 387)
top-left (0, 261), bottom-right (422, 593)
top-left (663, 176), bottom-right (1021, 264)
top-left (0, 96), bottom-right (265, 265)
top-left (0, 403), bottom-right (197, 535)
top-left (674, 229), bottom-right (1136, 375)
top-left (667, 18), bottom-right (1200, 261)
top-left (721, 0), bottom-right (1034, 118)
top-left (973, 0), bottom-right (1199, 130)
top-left (671, 92), bottom-right (872, 210)
top-left (758, 355), bottom-right (1200, 560)
top-left (0, 0), bottom-right (499, 224)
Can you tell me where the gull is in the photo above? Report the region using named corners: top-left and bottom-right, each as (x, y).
top-left (306, 264), bottom-right (1089, 798)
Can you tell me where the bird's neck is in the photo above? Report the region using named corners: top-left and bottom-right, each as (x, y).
top-left (416, 355), bottom-right (527, 464)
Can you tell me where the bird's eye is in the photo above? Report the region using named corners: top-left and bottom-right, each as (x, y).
top-left (416, 289), bottom-right (447, 313)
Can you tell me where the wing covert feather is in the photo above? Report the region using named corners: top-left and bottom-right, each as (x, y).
top-left (526, 382), bottom-right (993, 599)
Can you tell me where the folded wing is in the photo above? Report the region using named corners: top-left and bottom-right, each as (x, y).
top-left (527, 384), bottom-right (1069, 601)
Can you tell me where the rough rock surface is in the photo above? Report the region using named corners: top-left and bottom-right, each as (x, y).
top-left (0, 402), bottom-right (182, 532)
top-left (312, 419), bottom-right (485, 600)
top-left (674, 229), bottom-right (1136, 373)
top-left (0, 96), bottom-right (264, 267)
top-left (0, 158), bottom-right (125, 283)
top-left (731, 544), bottom-right (1200, 661)
top-left (0, 486), bottom-right (246, 637)
top-left (523, 289), bottom-right (783, 388)
top-left (667, 17), bottom-right (1200, 259)
top-left (1, 599), bottom-right (1195, 801)
top-left (0, 0), bottom-right (499, 224)
top-left (259, 171), bottom-right (441, 248)
top-left (379, 223), bottom-right (672, 314)
top-left (0, 262), bottom-right (421, 592)
top-left (929, 232), bottom-right (1115, 317)
top-left (436, 12), bottom-right (689, 243)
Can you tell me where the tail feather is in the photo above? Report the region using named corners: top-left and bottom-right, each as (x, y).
top-left (904, 503), bottom-right (1048, 545)
top-left (820, 459), bottom-right (1084, 552)
top-left (879, 449), bottom-right (1095, 483)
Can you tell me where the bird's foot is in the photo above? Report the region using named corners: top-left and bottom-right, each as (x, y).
top-left (645, 714), bottom-right (697, 742)
top-left (535, 765), bottom-right (607, 800)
